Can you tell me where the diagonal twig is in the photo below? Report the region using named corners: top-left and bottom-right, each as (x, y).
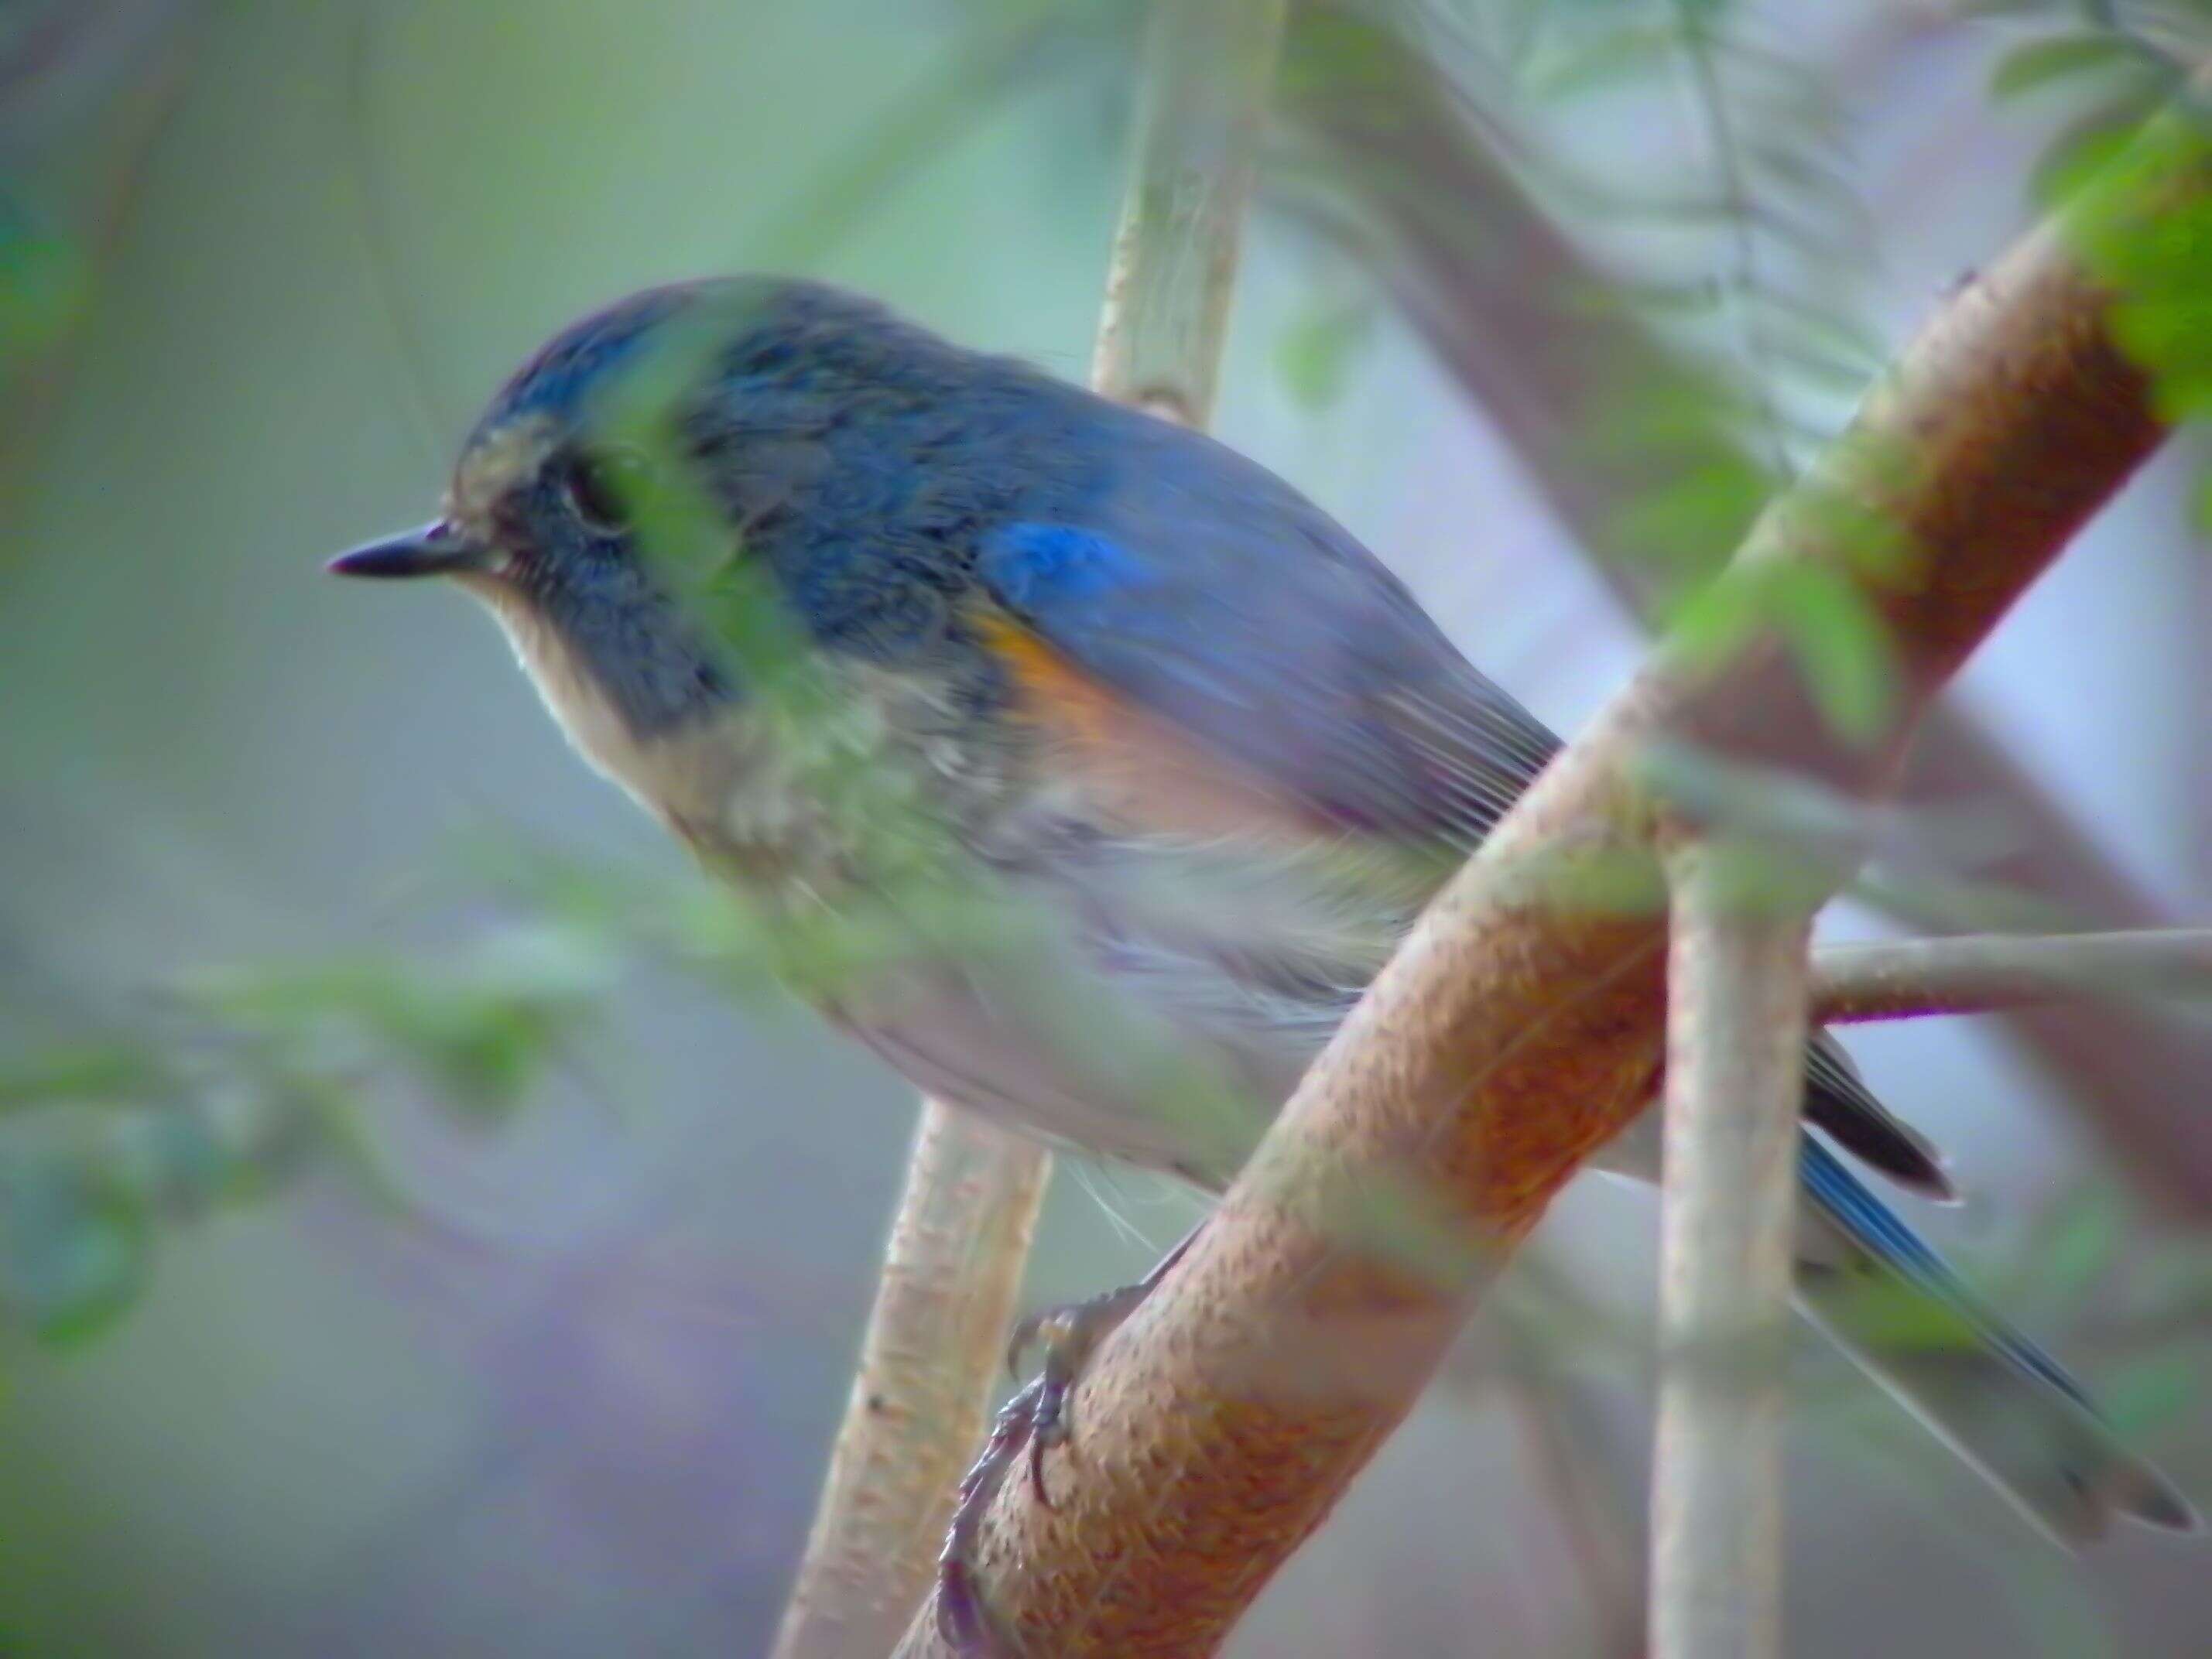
top-left (1811, 926), bottom-right (2212, 1024)
top-left (772, 1102), bottom-right (1051, 1659)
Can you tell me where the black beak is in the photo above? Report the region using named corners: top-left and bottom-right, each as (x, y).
top-left (327, 521), bottom-right (487, 580)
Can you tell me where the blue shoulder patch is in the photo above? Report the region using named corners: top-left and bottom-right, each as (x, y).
top-left (979, 523), bottom-right (1156, 613)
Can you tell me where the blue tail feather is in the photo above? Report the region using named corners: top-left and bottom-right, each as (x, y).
top-left (1793, 1134), bottom-right (2196, 1541)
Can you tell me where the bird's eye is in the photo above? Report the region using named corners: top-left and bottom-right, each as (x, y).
top-left (557, 444), bottom-right (659, 538)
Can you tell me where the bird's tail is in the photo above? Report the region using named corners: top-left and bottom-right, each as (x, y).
top-left (1793, 1135), bottom-right (2197, 1543)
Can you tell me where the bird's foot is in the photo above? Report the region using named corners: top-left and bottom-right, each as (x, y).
top-left (934, 1234), bottom-right (1197, 1656)
top-left (936, 1375), bottom-right (1047, 1658)
top-left (1003, 1279), bottom-right (1155, 1505)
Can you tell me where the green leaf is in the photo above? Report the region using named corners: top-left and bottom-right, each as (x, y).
top-left (1525, 24), bottom-right (1681, 99)
top-left (1991, 32), bottom-right (2152, 100)
top-left (2128, 1239), bottom-right (2212, 1323)
top-left (316, 1098), bottom-right (426, 1223)
top-left (1275, 301), bottom-right (1371, 410)
top-left (2032, 113), bottom-right (2153, 207)
top-left (1822, 1269), bottom-right (1983, 1353)
top-left (1279, 12), bottom-right (1400, 98)
top-left (1762, 332), bottom-right (1878, 397)
top-left (0, 196), bottom-right (84, 370)
top-left (1608, 457), bottom-right (1777, 581)
top-left (2101, 1352), bottom-right (2200, 1434)
top-left (1591, 275), bottom-right (1725, 318)
top-left (1769, 564), bottom-right (1898, 744)
top-left (2039, 1186), bottom-right (2125, 1302)
top-left (0, 1045), bottom-right (169, 1113)
top-left (97, 1104), bottom-right (238, 1213)
top-left (1665, 566), bottom-right (1768, 670)
top-left (0, 1170), bottom-right (149, 1346)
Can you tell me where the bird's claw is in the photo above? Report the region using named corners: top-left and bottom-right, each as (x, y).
top-left (1004, 1305), bottom-right (1070, 1382)
top-left (934, 1278), bottom-right (1159, 1654)
top-left (934, 1232), bottom-right (1202, 1656)
top-left (936, 1377), bottom-right (1043, 1657)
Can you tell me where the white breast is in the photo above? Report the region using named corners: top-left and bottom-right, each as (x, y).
top-left (473, 585), bottom-right (738, 831)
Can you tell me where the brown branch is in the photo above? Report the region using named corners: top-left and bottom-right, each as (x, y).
top-left (1089, 0), bottom-right (1288, 428)
top-left (1275, 2), bottom-right (2212, 1216)
top-left (772, 1102), bottom-right (1050, 1659)
top-left (897, 93), bottom-right (2192, 1658)
top-left (779, 0), bottom-right (1286, 1650)
top-left (1649, 846), bottom-right (1813, 1659)
top-left (1811, 927), bottom-right (2212, 1024)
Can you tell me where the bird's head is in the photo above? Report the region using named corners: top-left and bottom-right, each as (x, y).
top-left (334, 281), bottom-right (916, 801)
top-left (329, 280), bottom-right (765, 735)
top-left (330, 272), bottom-right (998, 700)
top-left (327, 277), bottom-right (1028, 853)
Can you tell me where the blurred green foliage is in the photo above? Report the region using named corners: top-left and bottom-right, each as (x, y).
top-left (0, 925), bottom-right (616, 1342)
top-left (0, 190), bottom-right (80, 380)
top-left (3, 0), bottom-right (2210, 1387)
top-left (2, 11), bottom-right (2210, 1651)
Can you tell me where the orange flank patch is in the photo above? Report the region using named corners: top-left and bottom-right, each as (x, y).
top-left (979, 609), bottom-right (1663, 1235)
top-left (978, 613), bottom-right (1328, 843)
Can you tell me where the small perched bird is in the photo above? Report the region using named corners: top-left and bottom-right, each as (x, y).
top-left (332, 276), bottom-right (2192, 1568)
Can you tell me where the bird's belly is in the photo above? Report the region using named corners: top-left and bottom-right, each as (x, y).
top-left (820, 842), bottom-right (1397, 1189)
top-left (827, 972), bottom-right (1257, 1186)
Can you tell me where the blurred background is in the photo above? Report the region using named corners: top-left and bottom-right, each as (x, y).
top-left (2, 1), bottom-right (2210, 1653)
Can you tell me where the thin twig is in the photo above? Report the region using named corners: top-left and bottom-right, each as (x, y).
top-left (1090, 0), bottom-right (1287, 428)
top-left (772, 1102), bottom-right (1050, 1659)
top-left (777, 0), bottom-right (1287, 1650)
top-left (1811, 927), bottom-right (2212, 1024)
top-left (1649, 845), bottom-right (1813, 1659)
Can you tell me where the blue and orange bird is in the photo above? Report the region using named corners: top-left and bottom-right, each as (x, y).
top-left (331, 278), bottom-right (2193, 1590)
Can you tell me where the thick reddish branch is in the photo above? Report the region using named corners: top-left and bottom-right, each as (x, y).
top-left (1279, 3), bottom-right (2212, 1217)
top-left (895, 85), bottom-right (2193, 1659)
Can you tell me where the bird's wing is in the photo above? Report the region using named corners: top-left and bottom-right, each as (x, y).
top-left (972, 412), bottom-right (1953, 1199)
top-left (974, 419), bottom-right (1559, 850)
